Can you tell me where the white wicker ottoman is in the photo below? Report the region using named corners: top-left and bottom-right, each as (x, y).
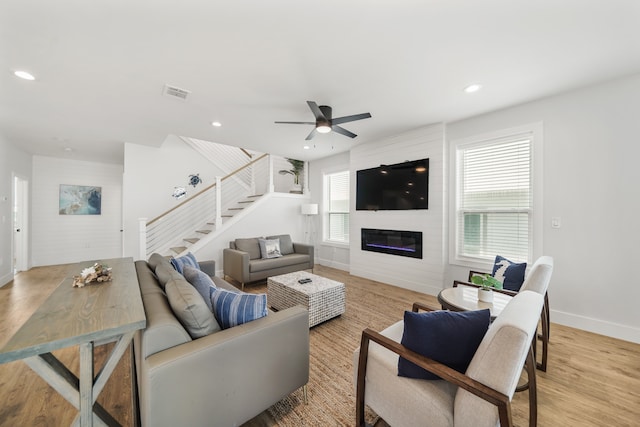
top-left (267, 271), bottom-right (345, 328)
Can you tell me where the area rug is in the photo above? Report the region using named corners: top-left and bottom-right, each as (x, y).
top-left (242, 267), bottom-right (438, 426)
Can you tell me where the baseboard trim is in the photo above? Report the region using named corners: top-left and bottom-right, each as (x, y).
top-left (316, 258), bottom-right (349, 272)
top-left (551, 309), bottom-right (640, 344)
top-left (348, 267), bottom-right (442, 297)
top-left (0, 271), bottom-right (14, 288)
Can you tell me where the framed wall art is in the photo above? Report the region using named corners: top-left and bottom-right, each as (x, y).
top-left (59, 184), bottom-right (102, 215)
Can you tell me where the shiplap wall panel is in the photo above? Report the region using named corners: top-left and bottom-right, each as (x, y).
top-left (32, 156), bottom-right (123, 266)
top-left (350, 123), bottom-right (446, 295)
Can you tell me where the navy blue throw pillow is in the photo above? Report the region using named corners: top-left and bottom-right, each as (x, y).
top-left (492, 255), bottom-right (527, 291)
top-left (398, 309), bottom-right (490, 380)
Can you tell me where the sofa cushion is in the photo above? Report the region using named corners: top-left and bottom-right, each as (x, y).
top-left (398, 309), bottom-right (490, 380)
top-left (148, 253), bottom-right (168, 271)
top-left (155, 263), bottom-right (183, 291)
top-left (166, 277), bottom-right (221, 338)
top-left (170, 252), bottom-right (200, 275)
top-left (249, 253), bottom-right (310, 273)
top-left (183, 265), bottom-right (216, 312)
top-left (258, 238), bottom-right (283, 259)
top-left (135, 260), bottom-right (163, 296)
top-left (138, 291), bottom-right (192, 358)
top-left (210, 287), bottom-right (268, 329)
top-left (492, 255), bottom-right (527, 291)
top-left (266, 234), bottom-right (294, 255)
top-left (234, 237), bottom-right (262, 260)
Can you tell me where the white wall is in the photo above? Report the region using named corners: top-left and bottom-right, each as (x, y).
top-left (122, 135), bottom-right (229, 258)
top-left (0, 136), bottom-right (32, 286)
top-left (349, 124), bottom-right (446, 295)
top-left (308, 152), bottom-right (351, 271)
top-left (123, 136), bottom-right (307, 260)
top-left (447, 73), bottom-right (640, 343)
top-left (193, 192), bottom-right (310, 274)
top-left (31, 156), bottom-right (123, 266)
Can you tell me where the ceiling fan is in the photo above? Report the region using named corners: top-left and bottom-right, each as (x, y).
top-left (275, 101), bottom-right (371, 140)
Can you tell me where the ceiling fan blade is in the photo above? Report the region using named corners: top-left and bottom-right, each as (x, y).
top-left (274, 121), bottom-right (315, 125)
top-left (305, 128), bottom-right (318, 140)
top-left (306, 101), bottom-right (327, 121)
top-left (332, 125), bottom-right (357, 138)
top-left (331, 112), bottom-right (372, 125)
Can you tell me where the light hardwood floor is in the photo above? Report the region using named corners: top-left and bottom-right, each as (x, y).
top-left (1, 264), bottom-right (639, 426)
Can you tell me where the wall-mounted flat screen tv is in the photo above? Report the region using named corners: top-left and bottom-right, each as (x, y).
top-left (356, 158), bottom-right (429, 211)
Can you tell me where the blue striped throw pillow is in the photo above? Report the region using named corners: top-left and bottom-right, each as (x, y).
top-left (170, 252), bottom-right (200, 275)
top-left (210, 288), bottom-right (268, 329)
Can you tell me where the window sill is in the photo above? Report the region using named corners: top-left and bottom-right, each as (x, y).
top-left (321, 240), bottom-right (350, 250)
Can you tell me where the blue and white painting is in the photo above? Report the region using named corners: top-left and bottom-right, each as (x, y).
top-left (59, 184), bottom-right (102, 215)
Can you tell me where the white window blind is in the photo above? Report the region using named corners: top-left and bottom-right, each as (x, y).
top-left (456, 134), bottom-right (532, 263)
top-left (326, 171), bottom-right (349, 243)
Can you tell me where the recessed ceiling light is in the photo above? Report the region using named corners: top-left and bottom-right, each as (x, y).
top-left (64, 147), bottom-right (73, 152)
top-left (303, 145), bottom-right (310, 150)
top-left (211, 121), bottom-right (222, 127)
top-left (14, 70), bottom-right (35, 81)
top-left (464, 84), bottom-right (482, 93)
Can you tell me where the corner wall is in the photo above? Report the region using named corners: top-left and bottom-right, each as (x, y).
top-left (447, 73), bottom-right (640, 343)
top-left (122, 136), bottom-right (229, 259)
top-left (0, 136), bottom-right (32, 285)
top-left (349, 123), bottom-right (446, 295)
top-left (307, 152), bottom-right (351, 271)
top-left (192, 192), bottom-right (310, 274)
top-left (31, 156), bottom-right (123, 266)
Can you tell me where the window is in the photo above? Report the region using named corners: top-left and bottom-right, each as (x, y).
top-left (325, 170), bottom-right (350, 243)
top-left (452, 125), bottom-right (541, 265)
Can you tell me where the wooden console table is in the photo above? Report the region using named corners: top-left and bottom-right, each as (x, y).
top-left (0, 257), bottom-right (145, 426)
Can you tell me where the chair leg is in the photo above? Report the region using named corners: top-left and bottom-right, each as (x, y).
top-left (516, 336), bottom-right (536, 393)
top-left (545, 292), bottom-right (551, 340)
top-left (538, 304), bottom-right (549, 372)
top-left (525, 346), bottom-right (538, 427)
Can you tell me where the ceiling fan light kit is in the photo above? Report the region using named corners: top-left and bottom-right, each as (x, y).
top-left (276, 101), bottom-right (371, 140)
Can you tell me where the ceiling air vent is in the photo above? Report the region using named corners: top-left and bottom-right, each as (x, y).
top-left (163, 84), bottom-right (190, 100)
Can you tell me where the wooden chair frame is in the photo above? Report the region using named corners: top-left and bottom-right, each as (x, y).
top-left (355, 302), bottom-right (537, 427)
top-left (457, 272), bottom-right (550, 372)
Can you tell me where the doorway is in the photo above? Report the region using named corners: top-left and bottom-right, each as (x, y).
top-left (13, 175), bottom-right (28, 274)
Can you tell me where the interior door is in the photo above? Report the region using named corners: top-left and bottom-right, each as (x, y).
top-left (13, 175), bottom-right (28, 273)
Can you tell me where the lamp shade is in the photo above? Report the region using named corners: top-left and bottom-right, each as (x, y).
top-left (301, 203), bottom-right (318, 215)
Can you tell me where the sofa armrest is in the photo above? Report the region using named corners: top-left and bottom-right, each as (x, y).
top-left (199, 260), bottom-right (216, 277)
top-left (293, 242), bottom-right (313, 255)
top-left (141, 306), bottom-right (310, 427)
top-left (223, 248), bottom-right (250, 283)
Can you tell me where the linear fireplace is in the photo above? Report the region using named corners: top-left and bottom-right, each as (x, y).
top-left (361, 228), bottom-right (423, 259)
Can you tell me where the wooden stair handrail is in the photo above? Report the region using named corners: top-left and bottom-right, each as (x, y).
top-left (147, 153), bottom-right (268, 226)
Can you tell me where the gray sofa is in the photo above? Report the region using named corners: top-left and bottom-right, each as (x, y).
top-left (133, 254), bottom-right (310, 427)
top-left (223, 234), bottom-right (314, 290)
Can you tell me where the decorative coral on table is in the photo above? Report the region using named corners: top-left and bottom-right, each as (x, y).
top-left (72, 262), bottom-right (112, 287)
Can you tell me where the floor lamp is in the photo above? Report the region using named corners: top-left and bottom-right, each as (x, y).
top-left (301, 203), bottom-right (318, 246)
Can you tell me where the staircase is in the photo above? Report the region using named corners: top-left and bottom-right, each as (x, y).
top-left (167, 194), bottom-right (263, 254)
top-left (141, 152), bottom-right (272, 259)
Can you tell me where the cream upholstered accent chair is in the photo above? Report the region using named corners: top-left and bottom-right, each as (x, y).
top-left (354, 291), bottom-right (544, 427)
top-left (458, 256), bottom-right (554, 371)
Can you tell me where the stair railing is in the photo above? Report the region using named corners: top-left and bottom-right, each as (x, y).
top-left (139, 153), bottom-right (270, 259)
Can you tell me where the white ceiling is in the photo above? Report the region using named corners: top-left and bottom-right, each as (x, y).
top-left (2, 1), bottom-right (640, 164)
